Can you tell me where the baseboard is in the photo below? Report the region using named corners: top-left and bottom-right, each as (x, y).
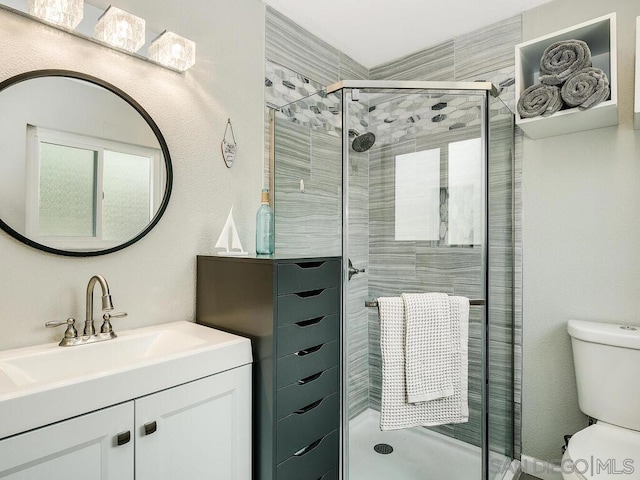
top-left (521, 454), bottom-right (563, 480)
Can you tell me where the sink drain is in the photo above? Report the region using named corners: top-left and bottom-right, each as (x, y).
top-left (373, 443), bottom-right (393, 454)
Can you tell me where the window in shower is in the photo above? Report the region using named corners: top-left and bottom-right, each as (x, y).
top-left (394, 148), bottom-right (441, 241)
top-left (448, 137), bottom-right (482, 246)
top-left (393, 136), bottom-right (481, 246)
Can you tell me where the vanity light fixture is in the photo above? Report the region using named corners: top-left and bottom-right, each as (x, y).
top-left (1, 1), bottom-right (195, 72)
top-left (94, 5), bottom-right (145, 53)
top-left (28, 0), bottom-right (83, 29)
top-left (148, 31), bottom-right (196, 72)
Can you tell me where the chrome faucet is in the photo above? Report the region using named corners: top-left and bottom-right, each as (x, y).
top-left (85, 274), bottom-right (114, 335)
top-left (46, 275), bottom-right (127, 346)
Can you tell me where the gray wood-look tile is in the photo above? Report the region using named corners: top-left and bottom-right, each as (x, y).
top-left (266, 7), bottom-right (340, 86)
top-left (454, 15), bottom-right (522, 81)
top-left (370, 40), bottom-right (455, 81)
top-left (340, 53), bottom-right (369, 81)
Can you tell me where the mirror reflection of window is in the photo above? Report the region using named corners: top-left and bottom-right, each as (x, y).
top-left (103, 151), bottom-right (152, 241)
top-left (38, 143), bottom-right (97, 237)
top-left (26, 126), bottom-right (161, 250)
top-left (448, 138), bottom-right (481, 246)
top-left (394, 148), bottom-right (441, 241)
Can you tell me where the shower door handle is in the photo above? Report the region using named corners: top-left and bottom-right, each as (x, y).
top-left (348, 259), bottom-right (365, 281)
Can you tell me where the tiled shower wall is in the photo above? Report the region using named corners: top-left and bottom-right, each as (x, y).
top-left (265, 6), bottom-right (523, 457)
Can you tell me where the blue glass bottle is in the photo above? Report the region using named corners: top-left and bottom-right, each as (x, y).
top-left (256, 189), bottom-right (274, 255)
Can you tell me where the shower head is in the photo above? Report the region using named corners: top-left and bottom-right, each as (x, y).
top-left (349, 129), bottom-right (376, 153)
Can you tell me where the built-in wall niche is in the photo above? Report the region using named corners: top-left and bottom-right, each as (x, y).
top-left (515, 13), bottom-right (618, 139)
top-left (635, 16), bottom-right (640, 130)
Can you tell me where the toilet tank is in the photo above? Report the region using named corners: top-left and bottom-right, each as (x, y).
top-left (568, 319), bottom-right (640, 431)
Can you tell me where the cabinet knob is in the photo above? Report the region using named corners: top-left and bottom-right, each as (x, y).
top-left (116, 430), bottom-right (131, 446)
top-left (144, 421), bottom-right (157, 435)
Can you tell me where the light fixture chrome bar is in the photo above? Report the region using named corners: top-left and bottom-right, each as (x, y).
top-left (326, 79), bottom-right (498, 97)
top-left (365, 298), bottom-right (486, 308)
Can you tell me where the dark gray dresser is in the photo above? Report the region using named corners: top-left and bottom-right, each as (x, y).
top-left (196, 255), bottom-right (341, 480)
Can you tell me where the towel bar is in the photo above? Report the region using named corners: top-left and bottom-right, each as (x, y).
top-left (364, 298), bottom-right (485, 308)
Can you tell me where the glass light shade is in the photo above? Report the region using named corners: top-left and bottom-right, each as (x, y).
top-left (28, 0), bottom-right (84, 29)
top-left (94, 6), bottom-right (145, 53)
top-left (148, 31), bottom-right (196, 72)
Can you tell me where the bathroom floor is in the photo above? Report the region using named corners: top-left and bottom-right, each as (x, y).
top-left (348, 409), bottom-right (512, 480)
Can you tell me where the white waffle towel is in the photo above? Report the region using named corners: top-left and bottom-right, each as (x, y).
top-left (403, 292), bottom-right (454, 403)
top-left (378, 295), bottom-right (469, 430)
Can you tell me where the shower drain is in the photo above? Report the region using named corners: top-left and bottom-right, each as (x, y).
top-left (373, 443), bottom-right (394, 455)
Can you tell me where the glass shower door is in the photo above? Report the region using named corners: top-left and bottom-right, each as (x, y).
top-left (342, 87), bottom-right (498, 480)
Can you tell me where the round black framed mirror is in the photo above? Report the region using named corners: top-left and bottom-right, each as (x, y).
top-left (0, 70), bottom-right (173, 257)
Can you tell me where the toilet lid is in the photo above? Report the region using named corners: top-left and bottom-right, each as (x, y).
top-left (565, 423), bottom-right (640, 479)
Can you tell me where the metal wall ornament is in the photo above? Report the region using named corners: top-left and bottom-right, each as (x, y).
top-left (221, 118), bottom-right (237, 168)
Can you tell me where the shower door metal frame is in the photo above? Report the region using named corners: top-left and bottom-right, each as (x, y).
top-left (337, 81), bottom-right (496, 480)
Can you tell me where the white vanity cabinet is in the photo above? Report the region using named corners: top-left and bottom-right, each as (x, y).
top-left (0, 365), bottom-right (251, 480)
top-left (135, 365), bottom-right (252, 480)
top-left (0, 402), bottom-right (135, 479)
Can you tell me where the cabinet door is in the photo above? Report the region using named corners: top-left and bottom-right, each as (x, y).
top-left (0, 402), bottom-right (134, 480)
top-left (135, 364), bottom-right (251, 480)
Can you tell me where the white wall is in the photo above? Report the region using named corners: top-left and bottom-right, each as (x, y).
top-left (0, 0), bottom-right (265, 350)
top-left (522, 0), bottom-right (640, 464)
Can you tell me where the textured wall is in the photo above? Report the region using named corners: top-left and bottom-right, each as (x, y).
top-left (0, 0), bottom-right (265, 350)
top-left (521, 0), bottom-right (640, 464)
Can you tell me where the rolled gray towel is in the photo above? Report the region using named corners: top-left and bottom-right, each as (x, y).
top-left (561, 67), bottom-right (610, 110)
top-left (539, 40), bottom-right (592, 86)
top-left (517, 83), bottom-right (563, 118)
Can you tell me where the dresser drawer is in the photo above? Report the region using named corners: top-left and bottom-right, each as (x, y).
top-left (276, 340), bottom-right (338, 389)
top-left (277, 260), bottom-right (340, 295)
top-left (277, 313), bottom-right (339, 358)
top-left (276, 366), bottom-right (338, 420)
top-left (277, 288), bottom-right (339, 327)
top-left (276, 430), bottom-right (338, 480)
top-left (276, 392), bottom-right (339, 463)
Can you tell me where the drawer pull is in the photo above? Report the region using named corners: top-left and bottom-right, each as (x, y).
top-left (295, 289), bottom-right (324, 298)
top-left (116, 430), bottom-right (131, 446)
top-left (144, 421), bottom-right (157, 436)
top-left (293, 437), bottom-right (322, 457)
top-left (296, 316), bottom-right (324, 327)
top-left (295, 344), bottom-right (323, 356)
top-left (297, 371), bottom-right (323, 385)
top-left (294, 398), bottom-right (323, 414)
top-left (296, 261), bottom-right (325, 269)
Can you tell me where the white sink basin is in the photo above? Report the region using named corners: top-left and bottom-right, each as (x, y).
top-left (0, 321), bottom-right (251, 440)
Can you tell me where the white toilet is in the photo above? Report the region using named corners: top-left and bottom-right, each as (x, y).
top-left (563, 319), bottom-right (640, 480)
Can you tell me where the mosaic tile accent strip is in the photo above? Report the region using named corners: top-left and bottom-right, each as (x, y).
top-left (265, 61), bottom-right (324, 110)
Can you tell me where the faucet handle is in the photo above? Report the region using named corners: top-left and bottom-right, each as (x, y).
top-left (45, 318), bottom-right (78, 339)
top-left (101, 312), bottom-right (127, 334)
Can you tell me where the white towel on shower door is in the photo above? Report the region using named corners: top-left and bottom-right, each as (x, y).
top-left (403, 292), bottom-right (454, 403)
top-left (378, 295), bottom-right (469, 430)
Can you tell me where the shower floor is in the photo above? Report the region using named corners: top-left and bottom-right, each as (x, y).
top-left (348, 409), bottom-right (512, 480)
